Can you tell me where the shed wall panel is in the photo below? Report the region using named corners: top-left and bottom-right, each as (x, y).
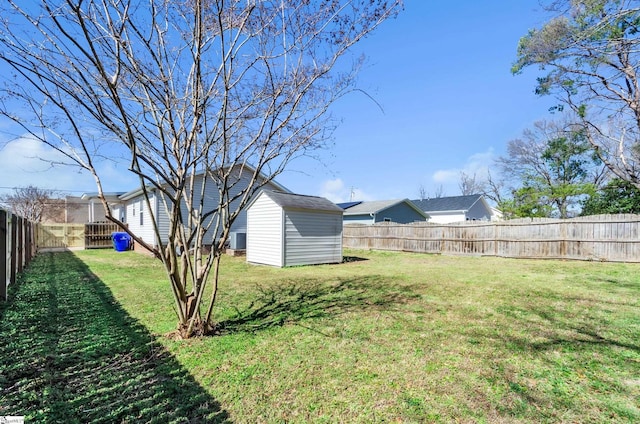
top-left (247, 194), bottom-right (283, 266)
top-left (284, 210), bottom-right (342, 266)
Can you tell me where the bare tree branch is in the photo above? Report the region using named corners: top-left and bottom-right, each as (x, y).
top-left (0, 0), bottom-right (403, 338)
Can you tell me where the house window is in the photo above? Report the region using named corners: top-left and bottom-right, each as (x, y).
top-left (383, 218), bottom-right (391, 222)
top-left (140, 211), bottom-right (144, 226)
top-left (132, 203), bottom-right (136, 216)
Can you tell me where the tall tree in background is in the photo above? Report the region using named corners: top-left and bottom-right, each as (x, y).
top-left (0, 0), bottom-right (402, 338)
top-left (581, 177), bottom-right (640, 215)
top-left (497, 118), bottom-right (606, 218)
top-left (513, 0), bottom-right (640, 188)
top-left (0, 185), bottom-right (62, 223)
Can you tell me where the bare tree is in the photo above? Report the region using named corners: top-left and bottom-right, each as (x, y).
top-left (483, 170), bottom-right (506, 205)
top-left (0, 185), bottom-right (63, 223)
top-left (0, 0), bottom-right (402, 338)
top-left (513, 0), bottom-right (640, 188)
top-left (417, 184), bottom-right (427, 201)
top-left (458, 171), bottom-right (485, 196)
top-left (433, 185), bottom-right (445, 198)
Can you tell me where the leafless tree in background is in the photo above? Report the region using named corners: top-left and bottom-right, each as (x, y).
top-left (417, 184), bottom-right (427, 200)
top-left (0, 185), bottom-right (63, 223)
top-left (458, 171), bottom-right (485, 196)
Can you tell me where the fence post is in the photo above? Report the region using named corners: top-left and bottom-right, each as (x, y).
top-left (10, 214), bottom-right (17, 289)
top-left (1, 210), bottom-right (7, 301)
top-left (17, 217), bottom-right (24, 273)
top-left (25, 220), bottom-right (31, 265)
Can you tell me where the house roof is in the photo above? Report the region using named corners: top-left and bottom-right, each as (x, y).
top-left (257, 190), bottom-right (343, 213)
top-left (411, 194), bottom-right (484, 213)
top-left (342, 199), bottom-right (428, 218)
top-left (80, 192), bottom-right (126, 201)
top-left (336, 201), bottom-right (363, 209)
top-left (116, 163), bottom-right (290, 201)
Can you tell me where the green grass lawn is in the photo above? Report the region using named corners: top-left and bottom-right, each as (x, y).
top-left (2, 249), bottom-right (639, 423)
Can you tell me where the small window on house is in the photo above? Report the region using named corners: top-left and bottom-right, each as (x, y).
top-left (383, 218), bottom-right (391, 222)
top-left (140, 211), bottom-right (144, 226)
top-left (132, 203), bottom-right (136, 216)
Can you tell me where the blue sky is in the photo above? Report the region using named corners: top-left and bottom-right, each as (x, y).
top-left (0, 1), bottom-right (554, 202)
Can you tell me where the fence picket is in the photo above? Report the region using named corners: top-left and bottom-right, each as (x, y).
top-left (1, 209), bottom-right (36, 301)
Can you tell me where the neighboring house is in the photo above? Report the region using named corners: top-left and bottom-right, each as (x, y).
top-left (490, 207), bottom-right (503, 221)
top-left (246, 190), bottom-right (343, 267)
top-left (337, 199), bottom-right (429, 225)
top-left (411, 194), bottom-right (494, 224)
top-left (40, 194), bottom-right (124, 224)
top-left (93, 165), bottom-right (288, 251)
top-left (75, 193), bottom-right (125, 223)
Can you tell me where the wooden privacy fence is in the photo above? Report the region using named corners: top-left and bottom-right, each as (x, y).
top-left (37, 221), bottom-right (121, 250)
top-left (343, 214), bottom-right (640, 263)
top-left (37, 223), bottom-right (85, 250)
top-left (1, 209), bottom-right (36, 301)
top-left (85, 222), bottom-right (121, 249)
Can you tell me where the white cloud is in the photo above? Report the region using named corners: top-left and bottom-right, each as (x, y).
top-left (319, 178), bottom-right (374, 203)
top-left (0, 136), bottom-right (137, 196)
top-left (432, 169), bottom-right (459, 184)
top-left (431, 148), bottom-right (496, 185)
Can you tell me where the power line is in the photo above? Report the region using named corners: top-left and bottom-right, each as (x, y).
top-left (0, 185), bottom-right (95, 193)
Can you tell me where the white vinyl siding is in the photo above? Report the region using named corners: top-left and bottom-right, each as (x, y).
top-left (155, 171), bottom-right (276, 246)
top-left (246, 194), bottom-right (283, 266)
top-left (125, 194), bottom-right (156, 246)
top-left (284, 210), bottom-right (342, 266)
top-left (112, 205), bottom-right (125, 223)
top-left (426, 211), bottom-right (466, 224)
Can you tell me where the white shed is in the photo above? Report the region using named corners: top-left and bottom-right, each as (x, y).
top-left (246, 190), bottom-right (343, 267)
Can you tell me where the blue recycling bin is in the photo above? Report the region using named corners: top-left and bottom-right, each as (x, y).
top-left (112, 232), bottom-right (131, 252)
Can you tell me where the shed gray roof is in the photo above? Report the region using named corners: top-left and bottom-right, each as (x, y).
top-left (342, 199), bottom-right (428, 218)
top-left (411, 194), bottom-right (483, 213)
top-left (260, 190), bottom-right (343, 213)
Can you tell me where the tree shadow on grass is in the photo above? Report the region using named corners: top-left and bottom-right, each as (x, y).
top-left (0, 252), bottom-right (230, 423)
top-left (467, 300), bottom-right (640, 420)
top-left (216, 275), bottom-right (420, 334)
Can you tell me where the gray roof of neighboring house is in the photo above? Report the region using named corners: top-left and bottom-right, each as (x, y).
top-left (341, 199), bottom-right (428, 218)
top-left (258, 190), bottom-right (343, 213)
top-left (411, 194), bottom-right (484, 213)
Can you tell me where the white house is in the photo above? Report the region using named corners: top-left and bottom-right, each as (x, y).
top-left (246, 190), bottom-right (343, 267)
top-left (92, 165), bottom-right (288, 251)
top-left (411, 194), bottom-right (495, 224)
